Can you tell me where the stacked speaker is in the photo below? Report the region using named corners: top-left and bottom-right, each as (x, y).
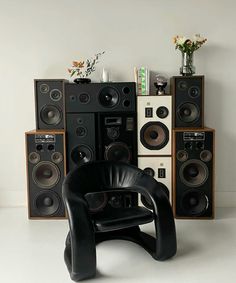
top-left (137, 95), bottom-right (172, 207)
top-left (25, 75), bottom-right (215, 220)
top-left (171, 76), bottom-right (215, 219)
top-left (25, 80), bottom-right (138, 219)
top-left (26, 79), bottom-right (67, 219)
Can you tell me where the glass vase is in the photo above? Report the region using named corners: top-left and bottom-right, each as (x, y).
top-left (180, 52), bottom-right (195, 76)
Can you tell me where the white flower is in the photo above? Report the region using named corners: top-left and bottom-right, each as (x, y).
top-left (176, 36), bottom-right (187, 45)
top-left (193, 34), bottom-right (205, 43)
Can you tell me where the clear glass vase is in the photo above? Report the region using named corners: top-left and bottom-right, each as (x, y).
top-left (180, 52), bottom-right (195, 76)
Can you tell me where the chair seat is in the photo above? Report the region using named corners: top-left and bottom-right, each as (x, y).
top-left (93, 206), bottom-right (154, 232)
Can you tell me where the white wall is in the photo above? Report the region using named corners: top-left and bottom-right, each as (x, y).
top-left (0, 0), bottom-right (235, 207)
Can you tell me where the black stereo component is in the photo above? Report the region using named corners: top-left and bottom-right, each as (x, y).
top-left (66, 113), bottom-right (96, 172)
top-left (98, 113), bottom-right (137, 165)
top-left (65, 82), bottom-right (136, 113)
top-left (173, 128), bottom-right (215, 219)
top-left (25, 130), bottom-right (66, 219)
top-left (171, 76), bottom-right (204, 128)
top-left (35, 79), bottom-right (67, 129)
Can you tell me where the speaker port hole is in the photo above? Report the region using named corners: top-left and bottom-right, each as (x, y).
top-left (123, 87), bottom-right (130, 94)
top-left (123, 100), bottom-right (131, 107)
top-left (48, 144), bottom-right (55, 151)
top-left (36, 144), bottom-right (43, 151)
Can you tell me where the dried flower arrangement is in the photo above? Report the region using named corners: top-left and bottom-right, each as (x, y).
top-left (68, 51), bottom-right (105, 78)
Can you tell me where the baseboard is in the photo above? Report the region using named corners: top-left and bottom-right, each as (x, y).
top-left (0, 189), bottom-right (235, 208)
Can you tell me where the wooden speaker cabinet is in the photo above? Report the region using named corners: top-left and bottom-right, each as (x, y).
top-left (25, 130), bottom-right (66, 219)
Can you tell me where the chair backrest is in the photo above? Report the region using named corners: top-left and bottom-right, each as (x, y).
top-left (63, 161), bottom-right (147, 196)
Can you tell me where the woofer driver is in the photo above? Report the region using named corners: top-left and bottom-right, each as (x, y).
top-left (40, 105), bottom-right (62, 125)
top-left (180, 159), bottom-right (209, 187)
top-left (99, 86), bottom-right (119, 108)
top-left (140, 122), bottom-right (169, 150)
top-left (85, 192), bottom-right (108, 213)
top-left (177, 102), bottom-right (200, 123)
top-left (71, 144), bottom-right (93, 166)
top-left (181, 189), bottom-right (209, 216)
top-left (32, 161), bottom-right (60, 188)
top-left (34, 190), bottom-right (61, 216)
top-left (105, 142), bottom-right (131, 162)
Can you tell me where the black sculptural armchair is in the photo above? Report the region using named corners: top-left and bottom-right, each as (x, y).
top-left (63, 161), bottom-right (177, 281)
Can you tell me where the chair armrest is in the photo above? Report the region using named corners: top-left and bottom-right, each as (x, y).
top-left (63, 183), bottom-right (96, 281)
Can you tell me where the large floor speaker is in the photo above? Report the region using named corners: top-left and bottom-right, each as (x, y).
top-left (171, 76), bottom-right (204, 128)
top-left (138, 156), bottom-right (172, 207)
top-left (173, 128), bottom-right (215, 219)
top-left (35, 79), bottom-right (67, 130)
top-left (65, 82), bottom-right (137, 172)
top-left (98, 113), bottom-right (137, 165)
top-left (65, 82), bottom-right (136, 113)
top-left (25, 130), bottom-right (66, 219)
top-left (137, 95), bottom-right (172, 155)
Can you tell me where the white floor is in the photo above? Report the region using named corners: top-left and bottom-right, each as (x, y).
top-left (0, 207), bottom-right (236, 283)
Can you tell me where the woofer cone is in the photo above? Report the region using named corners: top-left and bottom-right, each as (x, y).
top-left (180, 159), bottom-right (208, 187)
top-left (32, 161), bottom-right (60, 188)
top-left (34, 191), bottom-right (61, 216)
top-left (177, 102), bottom-right (200, 123)
top-left (99, 86), bottom-right (119, 108)
top-left (200, 150), bottom-right (212, 162)
top-left (40, 105), bottom-right (62, 125)
top-left (105, 142), bottom-right (131, 162)
top-left (177, 150), bottom-right (188, 162)
top-left (71, 145), bottom-right (93, 166)
top-left (85, 192), bottom-right (108, 213)
top-left (28, 152), bottom-right (40, 164)
top-left (181, 189), bottom-right (209, 216)
top-left (140, 122), bottom-right (169, 150)
top-left (156, 106), bottom-right (169, 119)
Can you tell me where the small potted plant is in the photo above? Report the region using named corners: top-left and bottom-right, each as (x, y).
top-left (68, 51), bottom-right (105, 83)
top-left (173, 34), bottom-right (207, 76)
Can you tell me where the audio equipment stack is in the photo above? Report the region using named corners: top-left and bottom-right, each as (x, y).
top-left (137, 95), bottom-right (173, 208)
top-left (26, 79), bottom-right (68, 219)
top-left (171, 76), bottom-right (215, 219)
top-left (64, 82), bottom-right (138, 210)
top-left (25, 80), bottom-right (138, 219)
